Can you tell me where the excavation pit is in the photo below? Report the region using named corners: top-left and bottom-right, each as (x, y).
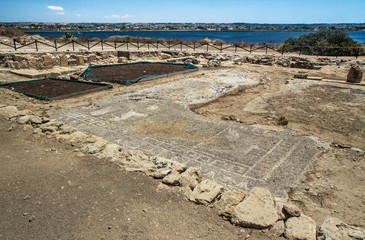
top-left (0, 78), bottom-right (113, 100)
top-left (80, 62), bottom-right (199, 86)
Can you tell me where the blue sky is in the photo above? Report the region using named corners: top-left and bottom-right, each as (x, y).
top-left (1, 0), bottom-right (364, 23)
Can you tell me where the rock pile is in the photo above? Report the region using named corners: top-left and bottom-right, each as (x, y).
top-left (1, 104), bottom-right (365, 240)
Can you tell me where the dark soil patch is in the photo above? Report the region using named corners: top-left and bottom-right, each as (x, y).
top-left (83, 62), bottom-right (195, 83)
top-left (1, 79), bottom-right (112, 100)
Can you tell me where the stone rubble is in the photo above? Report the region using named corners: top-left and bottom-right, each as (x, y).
top-left (3, 104), bottom-right (365, 240)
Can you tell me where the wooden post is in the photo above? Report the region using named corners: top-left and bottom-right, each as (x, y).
top-left (127, 41), bottom-right (129, 50)
top-left (13, 39), bottom-right (17, 51)
top-left (72, 40), bottom-right (75, 51)
top-left (180, 41), bottom-right (182, 51)
top-left (193, 42), bottom-right (196, 51)
top-left (87, 40), bottom-right (90, 51)
top-left (157, 41), bottom-right (159, 49)
top-left (249, 44), bottom-right (252, 54)
top-left (101, 40), bottom-right (103, 50)
top-left (356, 48), bottom-right (359, 59)
top-left (168, 41), bottom-right (171, 50)
top-left (265, 45), bottom-right (268, 55)
top-left (35, 40), bottom-right (38, 52)
top-left (220, 43), bottom-right (223, 53)
top-left (137, 41), bottom-right (139, 50)
top-left (114, 40), bottom-right (117, 50)
top-left (55, 40), bottom-right (58, 51)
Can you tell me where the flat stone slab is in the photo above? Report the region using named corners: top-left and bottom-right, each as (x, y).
top-left (49, 69), bottom-right (319, 196)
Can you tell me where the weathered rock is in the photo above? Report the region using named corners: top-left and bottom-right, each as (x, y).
top-left (88, 54), bottom-right (97, 63)
top-left (42, 55), bottom-right (53, 69)
top-left (67, 131), bottom-right (89, 147)
top-left (97, 143), bottom-right (121, 160)
top-left (162, 170), bottom-right (181, 186)
top-left (190, 179), bottom-right (223, 205)
top-left (160, 53), bottom-right (172, 59)
top-left (40, 125), bottom-right (58, 133)
top-left (82, 138), bottom-right (108, 154)
top-left (0, 106), bottom-right (19, 119)
top-left (59, 125), bottom-right (75, 134)
top-left (347, 66), bottom-right (363, 83)
top-left (150, 168), bottom-right (172, 179)
top-left (318, 216), bottom-right (365, 240)
top-left (152, 157), bottom-right (187, 173)
top-left (283, 204), bottom-right (301, 217)
top-left (215, 189), bottom-right (246, 218)
top-left (285, 215), bottom-right (317, 240)
top-left (59, 55), bottom-right (68, 67)
top-left (75, 55), bottom-right (85, 65)
top-left (29, 115), bottom-right (43, 125)
top-left (232, 187), bottom-right (278, 229)
top-left (17, 115), bottom-right (31, 124)
top-left (118, 57), bottom-right (127, 63)
top-left (101, 52), bottom-right (110, 59)
top-left (271, 220), bottom-right (285, 237)
top-left (180, 167), bottom-right (202, 190)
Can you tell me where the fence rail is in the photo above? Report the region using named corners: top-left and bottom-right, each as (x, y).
top-left (0, 38), bottom-right (363, 58)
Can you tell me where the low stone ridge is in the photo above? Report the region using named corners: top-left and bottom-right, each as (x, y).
top-left (285, 215), bottom-right (317, 240)
top-left (318, 216), bottom-right (365, 240)
top-left (232, 187), bottom-right (278, 229)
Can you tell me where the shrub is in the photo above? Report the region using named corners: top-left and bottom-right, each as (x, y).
top-left (199, 38), bottom-right (211, 45)
top-left (213, 39), bottom-right (225, 45)
top-left (279, 28), bottom-right (365, 56)
top-left (0, 27), bottom-right (25, 38)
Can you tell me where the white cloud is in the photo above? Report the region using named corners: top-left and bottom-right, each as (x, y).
top-left (75, 13), bottom-right (81, 17)
top-left (104, 14), bottom-right (133, 19)
top-left (47, 6), bottom-right (64, 11)
top-left (56, 12), bottom-right (65, 15)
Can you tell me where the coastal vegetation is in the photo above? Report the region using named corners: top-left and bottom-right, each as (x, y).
top-left (279, 28), bottom-right (365, 56)
top-left (0, 27), bottom-right (25, 37)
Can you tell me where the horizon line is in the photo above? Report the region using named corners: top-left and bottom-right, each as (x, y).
top-left (1, 21), bottom-right (365, 25)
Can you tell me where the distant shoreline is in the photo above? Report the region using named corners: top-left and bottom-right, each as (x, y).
top-left (25, 30), bottom-right (365, 44)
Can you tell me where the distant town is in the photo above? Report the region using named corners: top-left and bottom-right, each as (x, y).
top-left (1, 22), bottom-right (365, 32)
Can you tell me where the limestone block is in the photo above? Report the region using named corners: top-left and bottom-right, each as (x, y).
top-left (215, 189), bottom-right (246, 218)
top-left (42, 55), bottom-right (54, 69)
top-left (75, 55), bottom-right (85, 65)
top-left (160, 53), bottom-right (172, 59)
top-left (59, 55), bottom-right (68, 67)
top-left (347, 66), bottom-right (363, 83)
top-left (285, 215), bottom-right (317, 240)
top-left (0, 106), bottom-right (19, 119)
top-left (162, 170), bottom-right (181, 186)
top-left (318, 216), bottom-right (365, 240)
top-left (88, 54), bottom-right (97, 63)
top-left (180, 167), bottom-right (202, 190)
top-left (190, 179), bottom-right (224, 205)
top-left (232, 187), bottom-right (278, 229)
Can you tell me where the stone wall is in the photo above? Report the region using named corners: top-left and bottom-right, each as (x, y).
top-left (0, 50), bottom-right (363, 71)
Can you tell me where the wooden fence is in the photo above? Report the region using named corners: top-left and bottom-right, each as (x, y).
top-left (0, 38), bottom-right (363, 58)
